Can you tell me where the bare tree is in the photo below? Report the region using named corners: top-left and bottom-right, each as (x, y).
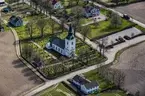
top-left (98, 37), bottom-right (108, 56)
top-left (80, 26), bottom-right (91, 41)
top-left (36, 18), bottom-right (47, 37)
top-left (48, 19), bottom-right (56, 36)
top-left (25, 20), bottom-right (34, 39)
top-left (115, 70), bottom-right (126, 88)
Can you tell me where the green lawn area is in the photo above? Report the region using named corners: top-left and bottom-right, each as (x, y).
top-left (91, 90), bottom-right (126, 96)
top-left (84, 70), bottom-right (126, 96)
top-left (87, 18), bottom-right (134, 39)
top-left (84, 69), bottom-right (114, 90)
top-left (38, 83), bottom-right (77, 96)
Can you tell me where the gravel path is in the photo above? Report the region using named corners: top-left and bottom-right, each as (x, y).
top-left (112, 42), bottom-right (145, 96)
top-left (115, 1), bottom-right (145, 24)
top-left (0, 32), bottom-right (43, 96)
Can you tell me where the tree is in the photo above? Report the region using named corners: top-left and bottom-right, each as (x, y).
top-left (25, 20), bottom-right (34, 39)
top-left (98, 37), bottom-right (108, 56)
top-left (60, 18), bottom-right (66, 33)
top-left (48, 19), bottom-right (56, 36)
top-left (71, 6), bottom-right (84, 21)
top-left (115, 70), bottom-right (125, 88)
top-left (110, 13), bottom-right (122, 28)
top-left (36, 18), bottom-right (47, 37)
top-left (80, 26), bottom-right (91, 41)
top-left (135, 91), bottom-right (140, 96)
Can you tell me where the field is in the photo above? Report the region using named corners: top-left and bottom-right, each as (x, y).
top-left (37, 83), bottom-right (77, 96)
top-left (111, 41), bottom-right (145, 96)
top-left (86, 18), bottom-right (133, 39)
top-left (115, 1), bottom-right (145, 24)
top-left (0, 32), bottom-right (43, 96)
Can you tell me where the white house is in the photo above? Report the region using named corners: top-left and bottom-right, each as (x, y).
top-left (72, 75), bottom-right (99, 94)
top-left (46, 24), bottom-right (76, 57)
top-left (84, 6), bottom-right (100, 18)
top-left (51, 0), bottom-right (63, 9)
top-left (0, 0), bottom-right (5, 4)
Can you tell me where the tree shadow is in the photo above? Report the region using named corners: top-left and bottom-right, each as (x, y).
top-left (12, 59), bottom-right (42, 83)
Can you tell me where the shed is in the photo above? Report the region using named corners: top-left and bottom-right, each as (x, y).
top-left (9, 16), bottom-right (23, 27)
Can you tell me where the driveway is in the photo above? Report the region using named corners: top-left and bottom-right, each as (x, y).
top-left (111, 42), bottom-right (145, 96)
top-left (0, 32), bottom-right (43, 96)
top-left (115, 1), bottom-right (145, 24)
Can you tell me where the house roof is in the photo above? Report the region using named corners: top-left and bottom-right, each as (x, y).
top-left (51, 37), bottom-right (65, 49)
top-left (0, 0), bottom-right (5, 2)
top-left (84, 6), bottom-right (99, 13)
top-left (83, 81), bottom-right (99, 89)
top-left (72, 75), bottom-right (89, 85)
top-left (10, 16), bottom-right (22, 23)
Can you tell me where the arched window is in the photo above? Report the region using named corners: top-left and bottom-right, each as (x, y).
top-left (72, 42), bottom-right (73, 45)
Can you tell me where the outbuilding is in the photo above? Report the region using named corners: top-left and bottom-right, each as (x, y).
top-left (9, 16), bottom-right (23, 27)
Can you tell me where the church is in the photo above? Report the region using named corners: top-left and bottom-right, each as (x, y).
top-left (46, 25), bottom-right (76, 57)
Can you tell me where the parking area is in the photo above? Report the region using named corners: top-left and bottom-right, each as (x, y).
top-left (115, 1), bottom-right (145, 24)
top-left (97, 27), bottom-right (142, 48)
top-left (0, 32), bottom-right (43, 96)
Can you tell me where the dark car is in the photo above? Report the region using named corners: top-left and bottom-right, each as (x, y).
top-left (123, 14), bottom-right (130, 20)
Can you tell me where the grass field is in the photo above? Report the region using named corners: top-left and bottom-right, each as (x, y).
top-left (38, 83), bottom-right (77, 96)
top-left (84, 69), bottom-right (114, 90)
top-left (87, 18), bottom-right (134, 39)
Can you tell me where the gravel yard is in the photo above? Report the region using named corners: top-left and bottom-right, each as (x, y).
top-left (0, 32), bottom-right (43, 96)
top-left (111, 41), bottom-right (145, 96)
top-left (115, 1), bottom-right (145, 24)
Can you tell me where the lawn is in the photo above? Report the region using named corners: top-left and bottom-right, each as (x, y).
top-left (84, 70), bottom-right (126, 96)
top-left (38, 83), bottom-right (77, 96)
top-left (94, 90), bottom-right (126, 96)
top-left (84, 69), bottom-right (114, 90)
top-left (87, 18), bottom-right (134, 39)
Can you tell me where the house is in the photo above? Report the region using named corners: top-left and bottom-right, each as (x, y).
top-left (51, 0), bottom-right (63, 9)
top-left (84, 6), bottom-right (100, 18)
top-left (72, 75), bottom-right (99, 94)
top-left (0, 0), bottom-right (5, 5)
top-left (46, 24), bottom-right (76, 57)
top-left (9, 16), bottom-right (23, 27)
top-left (2, 6), bottom-right (12, 13)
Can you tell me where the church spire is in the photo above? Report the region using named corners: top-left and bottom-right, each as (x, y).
top-left (66, 24), bottom-right (74, 40)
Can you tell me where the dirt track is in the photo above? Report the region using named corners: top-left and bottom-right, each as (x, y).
top-left (0, 32), bottom-right (43, 96)
top-left (115, 1), bottom-right (145, 24)
top-left (112, 42), bottom-right (145, 96)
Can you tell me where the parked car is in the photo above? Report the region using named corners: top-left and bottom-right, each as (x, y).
top-left (123, 14), bottom-right (130, 20)
top-left (124, 35), bottom-right (131, 40)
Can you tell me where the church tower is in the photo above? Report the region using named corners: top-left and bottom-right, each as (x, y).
top-left (65, 24), bottom-right (76, 57)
